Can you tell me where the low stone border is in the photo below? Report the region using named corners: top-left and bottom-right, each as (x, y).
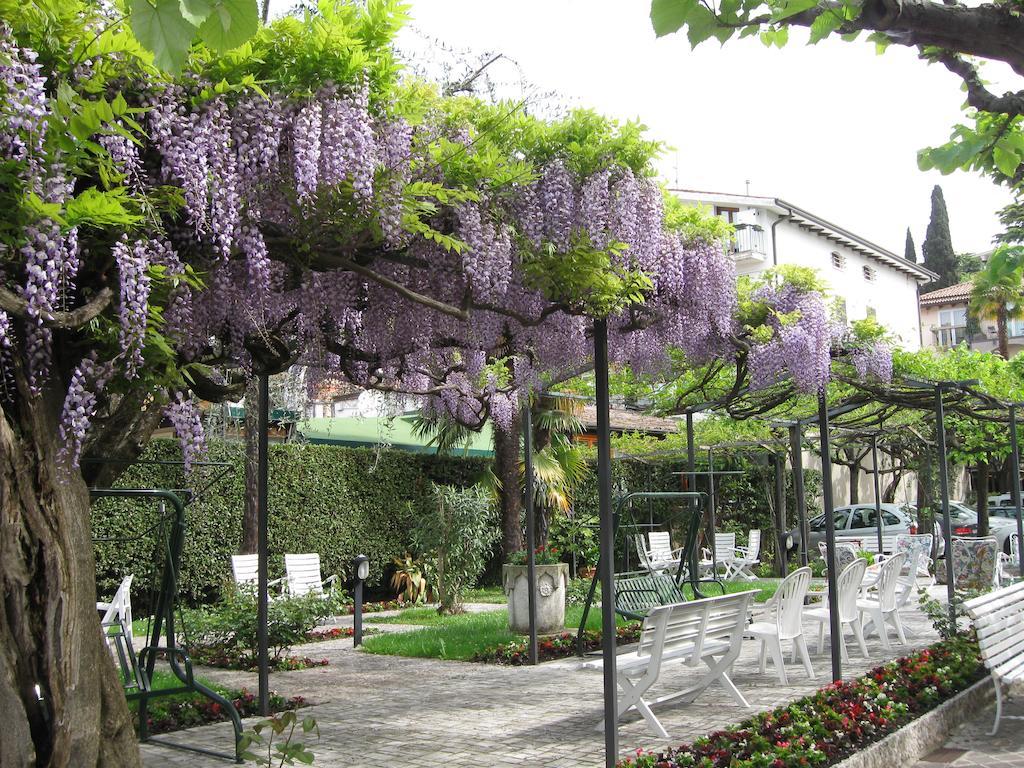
top-left (833, 676), bottom-right (993, 768)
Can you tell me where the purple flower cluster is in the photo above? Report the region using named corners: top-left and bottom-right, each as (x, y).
top-left (113, 237), bottom-right (152, 378)
top-left (0, 28), bottom-right (47, 178)
top-left (165, 392), bottom-right (206, 472)
top-left (851, 340), bottom-right (893, 382)
top-left (748, 283), bottom-right (832, 393)
top-left (58, 353), bottom-right (113, 467)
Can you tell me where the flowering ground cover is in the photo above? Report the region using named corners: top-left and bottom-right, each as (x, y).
top-left (618, 635), bottom-right (983, 768)
top-left (127, 671), bottom-right (306, 735)
top-left (473, 625), bottom-right (643, 665)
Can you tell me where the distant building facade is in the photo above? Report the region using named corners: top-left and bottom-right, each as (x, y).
top-left (919, 281), bottom-right (1024, 357)
top-left (670, 190), bottom-right (937, 350)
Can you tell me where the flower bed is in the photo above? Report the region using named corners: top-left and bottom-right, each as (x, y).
top-left (339, 600), bottom-right (406, 614)
top-left (306, 626), bottom-right (381, 641)
top-left (472, 624), bottom-right (642, 664)
top-left (619, 636), bottom-right (983, 768)
top-left (137, 689), bottom-right (306, 735)
top-left (191, 649), bottom-right (330, 671)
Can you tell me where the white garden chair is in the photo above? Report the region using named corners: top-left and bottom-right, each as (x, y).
top-left (231, 554), bottom-right (285, 595)
top-left (732, 530), bottom-right (761, 581)
top-left (748, 566), bottom-right (814, 684)
top-left (1000, 533), bottom-right (1020, 584)
top-left (857, 552), bottom-right (907, 650)
top-left (806, 558), bottom-right (869, 660)
top-left (97, 574), bottom-right (143, 689)
top-left (633, 532), bottom-right (683, 576)
top-left (714, 532), bottom-right (738, 581)
top-left (284, 553), bottom-right (340, 597)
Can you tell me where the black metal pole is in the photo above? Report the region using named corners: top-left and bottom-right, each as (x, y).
top-left (353, 576), bottom-right (364, 647)
top-left (818, 392), bottom-right (843, 683)
top-left (1011, 405), bottom-right (1024, 578)
top-left (935, 388), bottom-right (956, 625)
top-left (708, 448), bottom-right (717, 574)
top-left (686, 412), bottom-right (695, 491)
top-left (523, 402), bottom-right (538, 666)
top-left (594, 319), bottom-right (618, 768)
top-left (773, 453), bottom-right (788, 577)
top-left (257, 372), bottom-right (270, 716)
top-left (872, 434), bottom-right (884, 554)
top-left (790, 425), bottom-right (809, 567)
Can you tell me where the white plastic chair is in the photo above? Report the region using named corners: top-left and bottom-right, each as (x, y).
top-left (806, 558), bottom-right (869, 660)
top-left (714, 532), bottom-right (738, 580)
top-left (284, 553), bottom-right (339, 597)
top-left (1000, 533), bottom-right (1020, 584)
top-left (97, 574), bottom-right (134, 649)
top-left (231, 554), bottom-right (285, 595)
top-left (748, 566), bottom-right (814, 684)
top-left (857, 552), bottom-right (907, 650)
top-left (634, 532), bottom-right (683, 576)
top-left (731, 530), bottom-right (761, 581)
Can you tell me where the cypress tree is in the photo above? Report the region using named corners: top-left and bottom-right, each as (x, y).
top-left (904, 227), bottom-right (917, 263)
top-left (922, 185), bottom-right (959, 289)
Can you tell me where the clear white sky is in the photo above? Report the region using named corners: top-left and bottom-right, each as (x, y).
top-left (280, 0), bottom-right (1016, 256)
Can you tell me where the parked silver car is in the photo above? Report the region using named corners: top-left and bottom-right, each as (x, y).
top-left (786, 503), bottom-right (921, 556)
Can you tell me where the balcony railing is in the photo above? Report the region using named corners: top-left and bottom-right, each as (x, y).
top-left (731, 223), bottom-right (765, 256)
top-left (932, 325), bottom-right (968, 348)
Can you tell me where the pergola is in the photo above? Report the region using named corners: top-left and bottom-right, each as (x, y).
top-left (244, 336), bottom-right (1024, 768)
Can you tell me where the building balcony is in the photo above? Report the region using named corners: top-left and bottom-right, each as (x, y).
top-left (931, 325), bottom-right (970, 349)
top-left (729, 223), bottom-right (767, 267)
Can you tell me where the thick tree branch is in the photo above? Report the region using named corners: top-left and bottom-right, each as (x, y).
top-left (0, 287), bottom-right (113, 329)
top-left (935, 51), bottom-right (1024, 115)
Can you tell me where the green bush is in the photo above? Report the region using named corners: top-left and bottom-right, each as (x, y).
top-left (412, 484), bottom-right (499, 614)
top-left (182, 588), bottom-right (346, 664)
top-left (91, 439), bottom-right (489, 604)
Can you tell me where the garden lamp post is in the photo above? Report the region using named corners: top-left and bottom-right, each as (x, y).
top-left (352, 554), bottom-right (369, 647)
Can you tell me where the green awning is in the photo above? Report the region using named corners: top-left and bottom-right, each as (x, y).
top-left (296, 415), bottom-right (494, 457)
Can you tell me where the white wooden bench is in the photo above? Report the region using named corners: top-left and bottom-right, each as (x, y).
top-left (964, 582), bottom-right (1024, 735)
top-left (600, 589), bottom-right (757, 738)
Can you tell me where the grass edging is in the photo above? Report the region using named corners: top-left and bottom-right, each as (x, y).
top-left (830, 676), bottom-right (993, 768)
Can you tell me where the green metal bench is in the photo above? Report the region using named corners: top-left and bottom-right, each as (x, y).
top-left (614, 573), bottom-right (688, 620)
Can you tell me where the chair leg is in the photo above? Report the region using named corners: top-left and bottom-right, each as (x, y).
top-left (851, 618), bottom-right (869, 657)
top-left (890, 609), bottom-right (907, 645)
top-left (817, 621), bottom-right (826, 655)
top-left (875, 607), bottom-right (890, 650)
top-left (758, 639), bottom-right (767, 674)
top-left (838, 627), bottom-right (849, 663)
top-left (990, 678), bottom-right (1004, 736)
top-left (795, 636), bottom-right (814, 679)
top-left (766, 637), bottom-right (788, 685)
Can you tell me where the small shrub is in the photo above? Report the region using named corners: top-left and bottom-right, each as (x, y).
top-left (390, 553), bottom-right (430, 604)
top-left (240, 710), bottom-right (319, 767)
top-left (507, 545), bottom-right (562, 565)
top-left (566, 577), bottom-right (601, 607)
top-left (811, 558), bottom-right (827, 577)
top-left (183, 588), bottom-right (347, 666)
top-left (412, 483), bottom-right (499, 615)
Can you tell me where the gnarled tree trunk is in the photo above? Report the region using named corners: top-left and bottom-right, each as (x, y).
top-left (1, 375), bottom-right (140, 768)
top-left (493, 408), bottom-right (523, 559)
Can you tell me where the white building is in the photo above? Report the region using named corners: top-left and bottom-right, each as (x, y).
top-left (670, 190), bottom-right (937, 350)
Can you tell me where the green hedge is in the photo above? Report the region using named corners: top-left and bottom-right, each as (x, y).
top-left (91, 440), bottom-right (488, 605)
top-left (91, 440), bottom-right (822, 605)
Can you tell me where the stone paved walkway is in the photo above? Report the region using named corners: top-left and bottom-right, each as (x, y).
top-left (916, 692), bottom-right (1024, 768)
top-left (142, 592), bottom-right (947, 768)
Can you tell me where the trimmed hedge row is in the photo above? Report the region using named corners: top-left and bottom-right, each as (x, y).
top-left (91, 440), bottom-right (488, 604)
top-left (91, 440), bottom-right (822, 605)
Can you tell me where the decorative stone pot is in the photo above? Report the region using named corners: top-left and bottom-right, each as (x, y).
top-left (502, 563), bottom-right (570, 634)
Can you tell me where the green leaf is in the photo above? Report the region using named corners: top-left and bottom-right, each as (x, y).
top-left (198, 0), bottom-right (258, 52)
top-left (686, 6), bottom-right (717, 48)
top-left (774, 27), bottom-right (789, 47)
top-left (130, 0), bottom-right (196, 73)
top-left (650, 0), bottom-right (696, 36)
top-left (771, 0), bottom-right (818, 21)
top-left (179, 0), bottom-right (214, 26)
top-left (808, 12), bottom-right (840, 43)
top-left (994, 145), bottom-right (1021, 177)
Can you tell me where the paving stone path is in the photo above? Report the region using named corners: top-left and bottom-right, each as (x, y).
top-left (916, 695), bottom-right (1024, 768)
top-left (141, 591), bottom-right (959, 768)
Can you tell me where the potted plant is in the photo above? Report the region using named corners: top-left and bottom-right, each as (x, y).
top-left (502, 546), bottom-right (570, 634)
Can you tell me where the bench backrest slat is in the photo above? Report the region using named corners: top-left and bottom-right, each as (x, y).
top-left (638, 591), bottom-right (757, 662)
top-left (615, 574), bottom-right (686, 618)
top-left (965, 582), bottom-right (1024, 681)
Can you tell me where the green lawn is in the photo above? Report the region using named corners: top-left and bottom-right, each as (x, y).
top-left (360, 604), bottom-right (632, 661)
top-left (463, 586), bottom-right (506, 604)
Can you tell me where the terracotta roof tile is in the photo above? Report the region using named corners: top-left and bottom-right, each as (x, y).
top-left (578, 405), bottom-right (678, 435)
top-left (920, 281), bottom-right (972, 306)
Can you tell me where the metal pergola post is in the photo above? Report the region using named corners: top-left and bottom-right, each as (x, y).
top-left (686, 412), bottom-right (695, 491)
top-left (933, 388), bottom-right (956, 624)
top-left (789, 424), bottom-right (809, 567)
top-left (708, 448), bottom-right (717, 573)
top-left (523, 402), bottom-right (538, 666)
top-left (871, 433), bottom-right (884, 554)
top-left (1011, 405), bottom-right (1024, 578)
top-left (257, 371), bottom-right (270, 716)
top-left (773, 452), bottom-right (788, 577)
top-left (818, 392), bottom-right (843, 683)
top-left (594, 318), bottom-right (618, 768)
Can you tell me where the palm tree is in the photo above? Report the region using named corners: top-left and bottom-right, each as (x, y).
top-left (970, 245), bottom-right (1024, 358)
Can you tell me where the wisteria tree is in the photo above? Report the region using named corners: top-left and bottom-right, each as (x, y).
top-left (0, 2), bottom-right (803, 765)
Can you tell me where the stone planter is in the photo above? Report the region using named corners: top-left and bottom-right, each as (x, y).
top-left (502, 563), bottom-right (570, 634)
